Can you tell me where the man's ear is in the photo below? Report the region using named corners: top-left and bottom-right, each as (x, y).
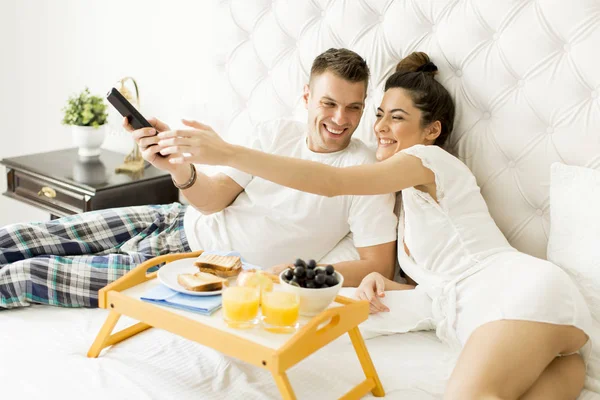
top-left (303, 84), bottom-right (310, 109)
top-left (425, 120), bottom-right (442, 143)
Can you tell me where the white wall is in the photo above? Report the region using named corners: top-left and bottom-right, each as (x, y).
top-left (0, 0), bottom-right (219, 226)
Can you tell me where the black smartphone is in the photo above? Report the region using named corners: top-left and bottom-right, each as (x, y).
top-left (106, 87), bottom-right (153, 130)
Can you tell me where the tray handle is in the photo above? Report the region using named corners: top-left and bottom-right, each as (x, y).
top-left (275, 295), bottom-right (369, 371)
top-left (98, 250), bottom-right (203, 308)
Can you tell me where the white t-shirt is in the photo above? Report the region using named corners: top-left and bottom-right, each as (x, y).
top-left (183, 120), bottom-right (397, 268)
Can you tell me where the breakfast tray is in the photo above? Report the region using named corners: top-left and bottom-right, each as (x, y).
top-left (87, 251), bottom-right (384, 400)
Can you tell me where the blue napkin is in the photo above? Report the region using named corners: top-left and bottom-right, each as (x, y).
top-left (141, 284), bottom-right (222, 315)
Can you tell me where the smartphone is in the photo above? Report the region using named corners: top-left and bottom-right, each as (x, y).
top-left (106, 87), bottom-right (153, 130)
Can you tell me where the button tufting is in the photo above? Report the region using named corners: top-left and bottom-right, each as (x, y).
top-left (508, 161), bottom-right (516, 168)
top-left (564, 43), bottom-right (571, 52)
top-left (482, 112), bottom-right (491, 119)
top-left (432, 25), bottom-right (437, 33)
top-left (378, 15), bottom-right (384, 22)
top-left (546, 127), bottom-right (554, 134)
top-left (455, 69), bottom-right (463, 77)
top-left (517, 79), bottom-right (524, 88)
top-left (536, 209), bottom-right (544, 216)
top-left (492, 33), bottom-right (499, 41)
top-left (321, 10), bottom-right (326, 17)
top-left (592, 90), bottom-right (599, 99)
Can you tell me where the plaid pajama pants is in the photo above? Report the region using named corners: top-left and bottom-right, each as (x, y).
top-left (0, 203), bottom-right (190, 309)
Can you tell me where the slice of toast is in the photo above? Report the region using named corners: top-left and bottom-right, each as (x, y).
top-left (196, 265), bottom-right (241, 278)
top-left (194, 253), bottom-right (242, 275)
top-left (177, 272), bottom-right (227, 292)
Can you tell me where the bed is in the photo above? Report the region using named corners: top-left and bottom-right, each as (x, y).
top-left (3, 0), bottom-right (600, 398)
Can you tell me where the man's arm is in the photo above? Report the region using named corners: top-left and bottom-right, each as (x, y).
top-left (331, 241), bottom-right (396, 287)
top-left (269, 241), bottom-right (397, 287)
top-left (125, 117), bottom-right (245, 215)
top-left (172, 164), bottom-right (244, 215)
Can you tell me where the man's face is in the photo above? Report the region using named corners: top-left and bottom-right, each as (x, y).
top-left (303, 71), bottom-right (366, 153)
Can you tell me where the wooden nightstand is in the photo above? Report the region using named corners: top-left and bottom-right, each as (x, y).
top-left (0, 148), bottom-right (179, 219)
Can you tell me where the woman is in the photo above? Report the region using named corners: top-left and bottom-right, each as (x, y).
top-left (157, 52), bottom-right (592, 399)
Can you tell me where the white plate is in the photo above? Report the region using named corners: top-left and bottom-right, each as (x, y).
top-left (157, 258), bottom-right (223, 296)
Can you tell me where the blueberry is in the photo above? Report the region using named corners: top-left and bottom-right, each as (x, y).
top-left (307, 259), bottom-right (317, 269)
top-left (305, 281), bottom-right (316, 289)
top-left (294, 266), bottom-right (305, 278)
top-left (306, 269), bottom-right (315, 280)
top-left (283, 269), bottom-right (294, 281)
top-left (290, 276), bottom-right (301, 287)
top-left (325, 275), bottom-right (338, 286)
top-left (294, 259), bottom-right (306, 268)
top-left (315, 274), bottom-right (326, 285)
top-left (325, 265), bottom-right (334, 275)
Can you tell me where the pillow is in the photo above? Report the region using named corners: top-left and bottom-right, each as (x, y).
top-left (547, 163), bottom-right (600, 318)
top-left (318, 233), bottom-right (360, 265)
top-left (547, 162), bottom-right (600, 391)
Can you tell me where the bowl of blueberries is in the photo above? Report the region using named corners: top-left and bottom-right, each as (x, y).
top-left (279, 258), bottom-right (344, 316)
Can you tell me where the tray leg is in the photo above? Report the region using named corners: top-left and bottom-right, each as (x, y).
top-left (272, 371), bottom-right (297, 400)
top-left (87, 311), bottom-right (153, 358)
top-left (348, 327), bottom-right (385, 397)
top-left (87, 310), bottom-right (121, 358)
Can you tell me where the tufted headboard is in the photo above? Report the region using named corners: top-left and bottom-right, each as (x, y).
top-left (200, 0), bottom-right (600, 260)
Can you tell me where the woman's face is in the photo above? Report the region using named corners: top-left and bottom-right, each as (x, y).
top-left (374, 88), bottom-right (433, 161)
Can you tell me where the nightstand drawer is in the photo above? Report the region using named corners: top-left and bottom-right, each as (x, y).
top-left (8, 170), bottom-right (88, 215)
top-left (1, 148), bottom-right (178, 219)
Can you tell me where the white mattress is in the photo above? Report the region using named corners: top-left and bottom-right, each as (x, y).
top-left (2, 306), bottom-right (600, 400)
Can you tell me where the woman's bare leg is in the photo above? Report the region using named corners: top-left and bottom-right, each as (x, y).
top-left (520, 353), bottom-right (585, 400)
top-left (444, 320), bottom-right (588, 400)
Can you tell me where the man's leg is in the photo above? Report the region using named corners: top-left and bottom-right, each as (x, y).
top-left (0, 204), bottom-right (187, 265)
top-left (0, 203), bottom-right (190, 308)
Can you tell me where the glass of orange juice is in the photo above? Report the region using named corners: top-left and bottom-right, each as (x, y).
top-left (222, 285), bottom-right (260, 329)
top-left (261, 290), bottom-right (300, 333)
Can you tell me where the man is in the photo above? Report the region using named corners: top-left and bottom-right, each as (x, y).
top-left (0, 48), bottom-right (397, 309)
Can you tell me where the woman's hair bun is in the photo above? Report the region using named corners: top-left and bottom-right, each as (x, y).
top-left (395, 52), bottom-right (438, 76)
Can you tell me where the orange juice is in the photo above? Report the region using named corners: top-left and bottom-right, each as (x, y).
top-left (261, 291), bottom-right (299, 333)
top-left (222, 286), bottom-right (260, 329)
top-left (237, 270), bottom-right (274, 305)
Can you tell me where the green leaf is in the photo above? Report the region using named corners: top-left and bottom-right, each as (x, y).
top-left (61, 86), bottom-right (108, 127)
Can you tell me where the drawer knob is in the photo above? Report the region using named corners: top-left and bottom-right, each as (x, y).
top-left (38, 187), bottom-right (57, 199)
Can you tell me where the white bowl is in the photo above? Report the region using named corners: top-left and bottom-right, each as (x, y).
top-left (278, 270), bottom-right (344, 316)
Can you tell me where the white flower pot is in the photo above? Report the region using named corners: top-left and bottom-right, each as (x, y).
top-left (71, 125), bottom-right (106, 157)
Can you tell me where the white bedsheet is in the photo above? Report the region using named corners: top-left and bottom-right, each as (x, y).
top-left (1, 306), bottom-right (599, 400)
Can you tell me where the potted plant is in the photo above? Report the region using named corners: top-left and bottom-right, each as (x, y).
top-left (62, 87), bottom-right (108, 157)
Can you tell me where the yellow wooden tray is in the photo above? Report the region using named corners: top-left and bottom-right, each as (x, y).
top-left (87, 251), bottom-right (384, 399)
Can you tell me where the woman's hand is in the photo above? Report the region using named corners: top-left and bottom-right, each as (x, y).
top-left (355, 272), bottom-right (390, 314)
top-left (157, 119), bottom-right (234, 166)
top-left (268, 263), bottom-right (293, 277)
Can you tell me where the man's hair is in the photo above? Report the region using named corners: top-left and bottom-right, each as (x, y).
top-left (309, 48), bottom-right (370, 91)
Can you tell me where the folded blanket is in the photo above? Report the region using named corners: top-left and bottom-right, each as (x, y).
top-left (338, 285), bottom-right (435, 339)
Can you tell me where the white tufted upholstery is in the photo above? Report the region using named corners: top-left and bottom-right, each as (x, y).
top-left (201, 0), bottom-right (600, 260)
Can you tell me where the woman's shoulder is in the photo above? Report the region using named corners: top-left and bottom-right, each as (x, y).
top-left (401, 143), bottom-right (452, 158)
top-left (399, 144), bottom-right (477, 191)
top-left (400, 144), bottom-right (467, 169)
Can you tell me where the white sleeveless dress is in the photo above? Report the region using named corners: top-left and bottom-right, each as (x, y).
top-left (397, 144), bottom-right (593, 353)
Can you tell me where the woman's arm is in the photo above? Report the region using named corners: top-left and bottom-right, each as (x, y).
top-left (156, 121), bottom-right (435, 196)
top-left (228, 144), bottom-right (434, 196)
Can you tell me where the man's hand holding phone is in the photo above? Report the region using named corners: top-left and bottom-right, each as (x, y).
top-left (122, 117), bottom-right (189, 180)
